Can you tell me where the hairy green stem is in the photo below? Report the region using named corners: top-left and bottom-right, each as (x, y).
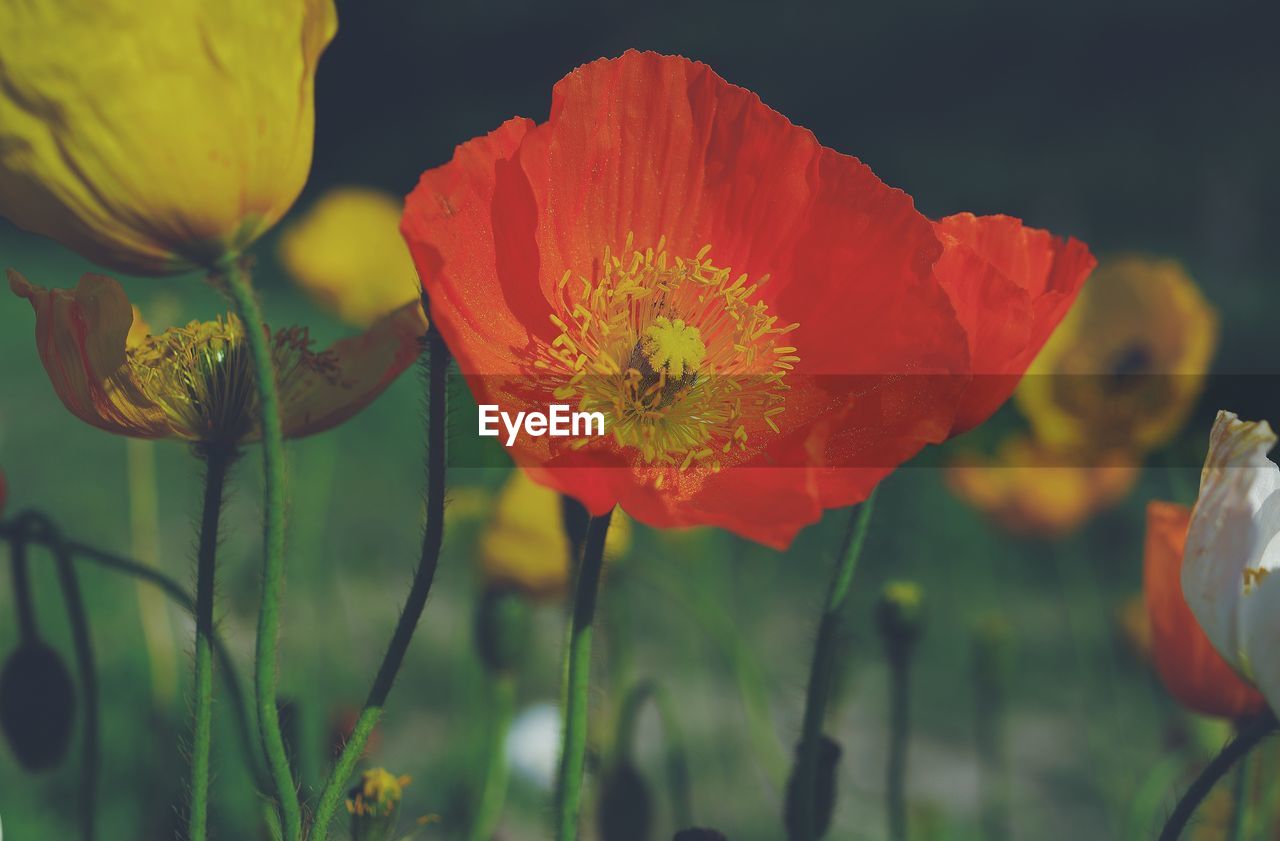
top-left (0, 515), bottom-right (268, 789)
top-left (468, 675), bottom-right (517, 841)
top-left (189, 449), bottom-right (233, 841)
top-left (791, 491), bottom-right (877, 841)
top-left (311, 312), bottom-right (443, 840)
top-left (555, 509), bottom-right (615, 841)
top-left (1158, 711), bottom-right (1277, 841)
top-left (218, 261), bottom-right (301, 839)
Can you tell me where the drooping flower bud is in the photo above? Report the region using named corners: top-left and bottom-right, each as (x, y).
top-left (0, 640), bottom-right (76, 771)
top-left (598, 759), bottom-right (653, 841)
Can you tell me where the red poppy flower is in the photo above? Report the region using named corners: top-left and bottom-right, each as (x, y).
top-left (402, 51), bottom-right (1092, 548)
top-left (1144, 500), bottom-right (1265, 719)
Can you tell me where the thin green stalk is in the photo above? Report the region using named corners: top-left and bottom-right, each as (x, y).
top-left (1158, 711), bottom-right (1277, 841)
top-left (0, 515), bottom-right (267, 791)
top-left (555, 509), bottom-right (615, 841)
top-left (311, 312), bottom-right (444, 840)
top-left (190, 448), bottom-right (233, 841)
top-left (127, 437), bottom-right (178, 704)
top-left (885, 645), bottom-right (910, 841)
top-left (218, 261), bottom-right (300, 839)
top-left (468, 675), bottom-right (517, 841)
top-left (790, 491), bottom-right (877, 841)
top-left (48, 527), bottom-right (99, 841)
top-left (635, 566), bottom-right (787, 786)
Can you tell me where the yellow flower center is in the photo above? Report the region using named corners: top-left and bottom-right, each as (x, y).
top-left (535, 234), bottom-right (798, 472)
top-left (641, 316), bottom-right (706, 380)
top-left (127, 317), bottom-right (339, 446)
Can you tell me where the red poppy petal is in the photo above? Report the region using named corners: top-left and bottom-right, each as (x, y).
top-left (934, 213), bottom-right (1095, 433)
top-left (402, 117), bottom-right (543, 375)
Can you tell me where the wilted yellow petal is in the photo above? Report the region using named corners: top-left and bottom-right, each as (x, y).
top-left (1015, 255), bottom-right (1217, 453)
top-left (278, 299), bottom-right (427, 439)
top-left (9, 270), bottom-right (175, 438)
top-left (279, 187), bottom-right (421, 327)
top-left (0, 0), bottom-right (337, 275)
top-left (11, 269), bottom-right (423, 445)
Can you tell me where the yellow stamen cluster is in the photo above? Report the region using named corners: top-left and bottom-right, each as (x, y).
top-left (346, 768), bottom-right (411, 818)
top-left (127, 317), bottom-right (339, 446)
top-left (1244, 567), bottom-right (1271, 594)
top-left (535, 234), bottom-right (799, 471)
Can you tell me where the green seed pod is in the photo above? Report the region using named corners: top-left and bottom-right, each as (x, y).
top-left (0, 640), bottom-right (76, 771)
top-left (474, 585), bottom-right (534, 675)
top-left (784, 735), bottom-right (842, 839)
top-left (598, 759), bottom-right (653, 841)
top-left (674, 830), bottom-right (728, 841)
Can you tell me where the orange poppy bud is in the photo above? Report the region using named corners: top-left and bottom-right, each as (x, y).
top-left (1144, 500), bottom-right (1266, 719)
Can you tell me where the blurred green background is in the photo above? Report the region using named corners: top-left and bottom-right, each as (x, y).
top-left (2, 1), bottom-right (1279, 839)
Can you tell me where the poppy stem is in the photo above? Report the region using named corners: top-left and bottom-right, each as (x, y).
top-left (218, 260), bottom-right (302, 840)
top-left (309, 308), bottom-right (446, 841)
top-left (1158, 710), bottom-right (1278, 841)
top-left (8, 523), bottom-right (37, 643)
top-left (189, 447), bottom-right (234, 841)
top-left (1228, 748), bottom-right (1252, 841)
top-left (789, 489), bottom-right (878, 841)
top-left (0, 514), bottom-right (268, 791)
top-left (884, 623), bottom-right (913, 841)
top-left (467, 674), bottom-right (517, 841)
top-left (554, 508), bottom-right (615, 841)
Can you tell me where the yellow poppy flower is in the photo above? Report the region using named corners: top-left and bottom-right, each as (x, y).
top-left (9, 270), bottom-right (425, 449)
top-left (479, 471), bottom-right (632, 600)
top-left (947, 435), bottom-right (1138, 537)
top-left (1015, 255), bottom-right (1217, 453)
top-left (279, 187), bottom-right (420, 327)
top-left (0, 0), bottom-right (337, 276)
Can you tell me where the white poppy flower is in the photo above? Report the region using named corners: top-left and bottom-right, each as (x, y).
top-left (1182, 410), bottom-right (1280, 711)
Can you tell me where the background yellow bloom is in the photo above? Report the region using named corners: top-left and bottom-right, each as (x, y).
top-left (946, 436), bottom-right (1138, 537)
top-left (1015, 255), bottom-right (1217, 453)
top-left (0, 0), bottom-right (337, 276)
top-left (279, 187), bottom-right (421, 327)
top-left (479, 471), bottom-right (632, 600)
